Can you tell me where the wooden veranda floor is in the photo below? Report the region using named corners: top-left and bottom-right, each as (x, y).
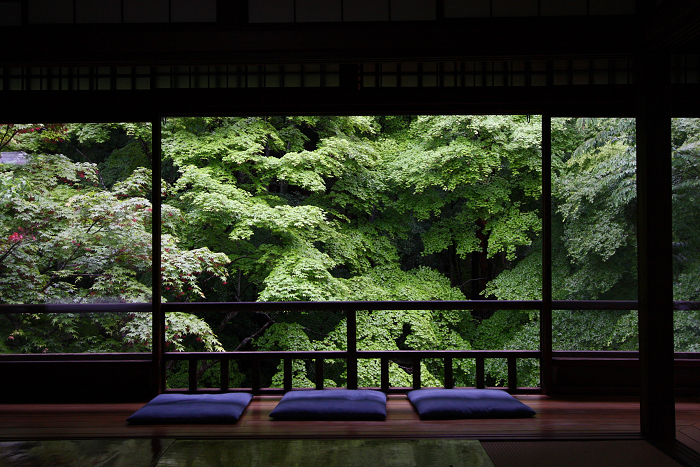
top-left (1, 395), bottom-right (700, 466)
top-left (0, 395), bottom-right (699, 442)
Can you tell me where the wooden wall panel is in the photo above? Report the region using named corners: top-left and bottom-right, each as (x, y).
top-left (296, 0), bottom-right (341, 22)
top-left (0, 361), bottom-right (154, 403)
top-left (27, 0), bottom-right (73, 24)
top-left (344, 0), bottom-right (390, 21)
top-left (123, 0), bottom-right (169, 23)
top-left (0, 2), bottom-right (22, 26)
top-left (75, 0), bottom-right (121, 23)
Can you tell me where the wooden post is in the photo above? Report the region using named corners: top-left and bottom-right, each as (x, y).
top-left (541, 114), bottom-right (553, 393)
top-left (151, 116), bottom-right (164, 396)
top-left (636, 52), bottom-right (675, 440)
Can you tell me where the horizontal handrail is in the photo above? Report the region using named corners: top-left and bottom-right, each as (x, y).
top-left (164, 350), bottom-right (541, 360)
top-left (3, 350), bottom-right (697, 360)
top-left (0, 303), bottom-right (151, 314)
top-left (162, 300), bottom-right (542, 312)
top-left (4, 299), bottom-right (700, 314)
top-left (0, 352), bottom-right (151, 361)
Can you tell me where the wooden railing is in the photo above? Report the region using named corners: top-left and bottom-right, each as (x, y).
top-left (157, 299), bottom-right (635, 395)
top-left (164, 349), bottom-right (541, 394)
top-left (4, 299), bottom-right (699, 396)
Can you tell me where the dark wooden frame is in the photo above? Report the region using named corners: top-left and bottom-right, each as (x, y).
top-left (1, 0), bottom-right (699, 442)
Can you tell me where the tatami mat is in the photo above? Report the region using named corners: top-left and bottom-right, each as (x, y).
top-left (482, 440), bottom-right (684, 467)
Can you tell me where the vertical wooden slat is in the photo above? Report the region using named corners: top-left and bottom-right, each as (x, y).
top-left (508, 357), bottom-right (517, 390)
top-left (220, 358), bottom-right (229, 391)
top-left (476, 356), bottom-right (485, 389)
top-left (251, 358), bottom-right (260, 393)
top-left (412, 357), bottom-right (421, 389)
top-left (283, 358), bottom-right (292, 392)
top-left (444, 356), bottom-right (454, 389)
top-left (188, 358), bottom-right (197, 392)
top-left (541, 114), bottom-right (553, 394)
top-left (315, 358), bottom-right (324, 390)
top-left (347, 309), bottom-right (358, 389)
top-left (381, 358), bottom-right (390, 391)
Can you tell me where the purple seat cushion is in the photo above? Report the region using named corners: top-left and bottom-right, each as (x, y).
top-left (127, 392), bottom-right (253, 424)
top-left (407, 388), bottom-right (536, 419)
top-left (269, 390), bottom-right (386, 421)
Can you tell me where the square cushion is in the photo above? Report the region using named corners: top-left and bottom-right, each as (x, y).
top-left (269, 390), bottom-right (387, 421)
top-left (127, 392), bottom-right (253, 424)
top-left (407, 388), bottom-right (536, 420)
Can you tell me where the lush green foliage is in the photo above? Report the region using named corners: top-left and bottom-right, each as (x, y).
top-left (2, 117), bottom-right (698, 387)
top-left (485, 118), bottom-right (700, 378)
top-left (0, 124), bottom-right (227, 354)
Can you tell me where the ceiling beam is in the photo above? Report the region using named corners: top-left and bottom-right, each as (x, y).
top-left (0, 85), bottom-right (648, 123)
top-left (0, 16), bottom-right (640, 67)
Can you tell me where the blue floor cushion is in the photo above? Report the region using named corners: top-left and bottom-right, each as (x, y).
top-left (127, 393), bottom-right (253, 424)
top-left (269, 390), bottom-right (387, 421)
top-left (407, 388), bottom-right (536, 420)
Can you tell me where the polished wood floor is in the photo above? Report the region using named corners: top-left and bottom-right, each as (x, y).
top-left (678, 398), bottom-right (700, 454)
top-left (1, 395), bottom-right (699, 446)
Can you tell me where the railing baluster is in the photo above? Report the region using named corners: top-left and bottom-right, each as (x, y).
top-left (347, 309), bottom-right (358, 389)
top-left (381, 357), bottom-right (389, 391)
top-left (315, 358), bottom-right (324, 390)
top-left (508, 356), bottom-right (517, 390)
top-left (251, 358), bottom-right (260, 393)
top-left (283, 358), bottom-right (292, 391)
top-left (476, 356), bottom-right (485, 389)
top-left (347, 309), bottom-right (356, 352)
top-left (347, 356), bottom-right (358, 389)
top-left (220, 358), bottom-right (229, 391)
top-left (444, 356), bottom-right (453, 389)
top-left (412, 357), bottom-right (421, 389)
top-left (188, 357), bottom-right (197, 392)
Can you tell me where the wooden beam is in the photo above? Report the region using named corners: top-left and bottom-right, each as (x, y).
top-left (0, 16), bottom-right (639, 66)
top-left (0, 86), bottom-right (643, 124)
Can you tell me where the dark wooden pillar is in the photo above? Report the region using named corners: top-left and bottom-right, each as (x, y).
top-left (151, 116), bottom-right (165, 396)
top-left (540, 114), bottom-right (553, 394)
top-left (636, 52), bottom-right (675, 439)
